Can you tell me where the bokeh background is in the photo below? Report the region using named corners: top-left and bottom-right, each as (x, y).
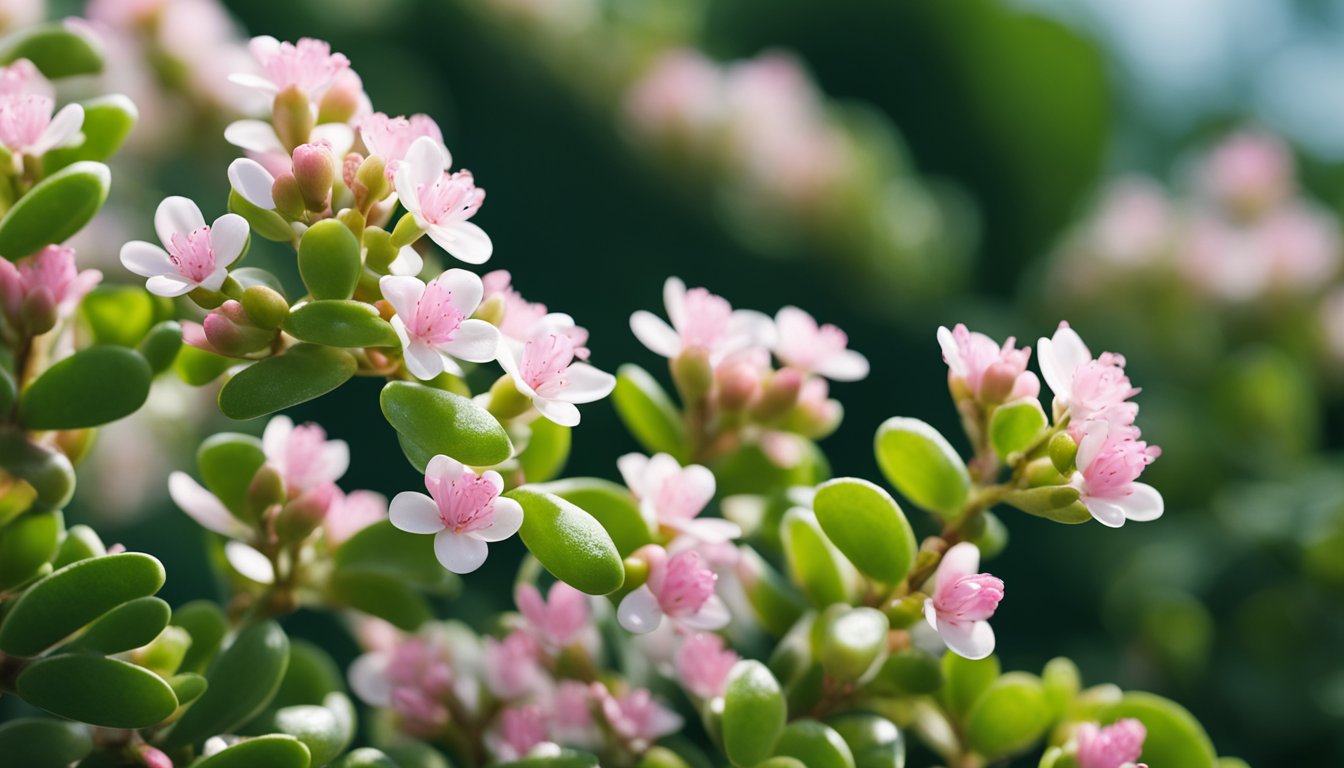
top-left (37, 0), bottom-right (1344, 764)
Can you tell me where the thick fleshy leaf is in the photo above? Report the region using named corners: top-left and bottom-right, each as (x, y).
top-left (496, 754), bottom-right (600, 767)
top-left (285, 300), bottom-right (399, 348)
top-left (334, 520), bottom-right (454, 587)
top-left (989, 399), bottom-right (1048, 461)
top-left (516, 417), bottom-right (571, 484)
top-left (781, 507), bottom-right (856, 607)
top-left (0, 162), bottom-right (109, 259)
top-left (1003, 487), bottom-right (1088, 523)
top-left (0, 475), bottom-right (37, 528)
top-left (714, 440), bottom-right (831, 497)
top-left (722, 660), bottom-right (787, 767)
top-left (941, 653), bottom-right (1000, 720)
top-left (0, 509), bottom-right (60, 591)
top-left (0, 430), bottom-right (74, 512)
top-left (197, 433), bottom-right (266, 514)
top-left (774, 720), bottom-right (856, 768)
top-left (229, 189), bottom-right (295, 243)
top-left (0, 718), bottom-right (93, 768)
top-left (52, 524), bottom-right (106, 568)
top-left (813, 478), bottom-right (916, 584)
top-left (0, 22), bottom-right (103, 77)
top-left (328, 569), bottom-right (432, 631)
top-left (219, 344), bottom-right (356, 420)
top-left (509, 486), bottom-right (624, 595)
top-left (162, 620), bottom-right (290, 750)
top-left (1041, 657), bottom-right (1080, 719)
top-left (271, 640), bottom-right (345, 710)
top-left (170, 673), bottom-right (208, 707)
top-left (19, 346), bottom-right (151, 429)
top-left (263, 694), bottom-right (355, 766)
top-left (736, 545), bottom-right (807, 637)
top-left (866, 649), bottom-right (942, 697)
top-left (612, 364), bottom-right (688, 461)
top-left (827, 713), bottom-right (906, 768)
top-left (333, 748), bottom-right (403, 768)
top-left (138, 320), bottom-right (183, 374)
top-left (66, 596), bottom-right (170, 654)
top-left (638, 747), bottom-right (694, 768)
top-left (0, 553), bottom-right (165, 657)
top-left (80, 285), bottom-right (165, 347)
top-left (380, 381), bottom-right (512, 467)
top-left (965, 673), bottom-right (1051, 759)
top-left (171, 600), bottom-right (229, 674)
top-left (17, 654), bottom-right (177, 728)
top-left (1101, 692), bottom-right (1217, 768)
top-left (819, 607), bottom-right (889, 684)
top-left (874, 417), bottom-right (970, 517)
top-left (176, 343), bottom-right (236, 386)
top-left (299, 220), bottom-right (361, 300)
top-left (192, 735), bottom-right (311, 768)
top-left (536, 478), bottom-right (652, 557)
top-left (44, 95), bottom-right (137, 172)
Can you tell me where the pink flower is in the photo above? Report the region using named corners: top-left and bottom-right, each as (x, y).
top-left (1088, 177), bottom-right (1171, 266)
top-left (489, 705), bottom-right (550, 762)
top-left (0, 93), bottom-right (82, 158)
top-left (516, 581), bottom-right (590, 649)
top-left (1071, 418), bottom-right (1163, 528)
top-left (1074, 719), bottom-right (1148, 768)
top-left (389, 454), bottom-right (524, 574)
top-left (395, 136), bottom-right (492, 264)
top-left (120, 197), bottom-right (248, 297)
top-left (262, 416), bottom-right (350, 496)
top-left (481, 270), bottom-right (591, 356)
top-left (230, 36), bottom-right (350, 98)
top-left (625, 49), bottom-right (724, 138)
top-left (483, 630), bottom-right (546, 701)
top-left (499, 329), bottom-right (615, 427)
top-left (0, 59), bottom-right (51, 98)
top-left (324, 489), bottom-right (387, 547)
top-left (167, 471), bottom-right (250, 539)
top-left (1201, 131), bottom-right (1292, 214)
top-left (545, 681), bottom-right (599, 747)
top-left (923, 542), bottom-right (1003, 660)
top-left (0, 245), bottom-right (101, 330)
top-left (349, 630), bottom-right (455, 737)
top-left (1037, 323), bottom-right (1140, 428)
top-left (938, 323), bottom-right (1040, 403)
top-left (630, 277), bottom-right (772, 365)
top-left (359, 112), bottom-right (444, 177)
top-left (618, 546), bottom-right (730, 634)
top-left (772, 306), bottom-right (868, 381)
top-left (676, 632), bottom-right (738, 699)
top-left (617, 452), bottom-right (740, 543)
top-left (379, 270), bottom-right (501, 380)
top-left (594, 684), bottom-right (683, 751)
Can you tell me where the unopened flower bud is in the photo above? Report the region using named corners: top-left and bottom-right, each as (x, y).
top-left (240, 285), bottom-right (289, 330)
top-left (20, 287), bottom-right (57, 335)
top-left (750, 368), bottom-right (804, 423)
top-left (203, 301), bottom-right (275, 356)
top-left (245, 464), bottom-right (286, 523)
top-left (487, 374), bottom-right (532, 421)
top-left (883, 593), bottom-right (927, 629)
top-left (317, 70), bottom-right (364, 125)
top-left (276, 483), bottom-right (336, 543)
top-left (671, 348), bottom-right (713, 404)
top-left (271, 173), bottom-right (307, 219)
top-left (292, 142), bottom-right (335, 212)
top-left (1025, 456), bottom-right (1068, 488)
top-left (363, 227), bottom-right (397, 273)
top-left (475, 294), bottom-right (506, 326)
top-left (355, 154), bottom-right (390, 210)
top-left (272, 85), bottom-right (314, 151)
top-left (135, 745), bottom-right (173, 768)
top-left (389, 211), bottom-right (425, 248)
top-left (979, 360), bottom-right (1021, 404)
top-left (1048, 431), bottom-right (1078, 475)
top-left (715, 358), bottom-right (761, 411)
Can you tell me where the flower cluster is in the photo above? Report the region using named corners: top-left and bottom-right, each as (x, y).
top-left (0, 57), bottom-right (83, 168)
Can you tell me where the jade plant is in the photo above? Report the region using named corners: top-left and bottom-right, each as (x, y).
top-left (0, 18), bottom-right (1250, 768)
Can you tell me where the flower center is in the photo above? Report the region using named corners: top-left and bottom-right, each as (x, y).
top-left (520, 333), bottom-right (576, 397)
top-left (0, 94), bottom-right (52, 152)
top-left (935, 573), bottom-right (1004, 622)
top-left (416, 171), bottom-right (484, 228)
top-left (430, 472), bottom-right (499, 534)
top-left (657, 551), bottom-right (716, 617)
top-left (677, 287), bottom-right (733, 351)
top-left (166, 226), bottom-right (218, 283)
top-left (261, 38), bottom-right (348, 94)
top-left (410, 276), bottom-right (467, 344)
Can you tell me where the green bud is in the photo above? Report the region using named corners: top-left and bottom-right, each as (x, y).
top-left (355, 155), bottom-right (390, 210)
top-left (750, 367), bottom-right (804, 423)
top-left (819, 606), bottom-right (889, 683)
top-left (275, 485), bottom-right (333, 544)
top-left (20, 290), bottom-right (57, 335)
top-left (272, 86), bottom-right (314, 151)
top-left (671, 348), bottom-right (713, 404)
top-left (363, 227), bottom-right (398, 274)
top-left (1025, 456), bottom-right (1068, 487)
top-left (271, 173), bottom-right (307, 219)
top-left (1049, 430), bottom-right (1078, 475)
top-left (475, 294), bottom-right (505, 326)
top-left (389, 212), bottom-right (424, 248)
top-left (245, 465), bottom-right (286, 524)
top-left (882, 594), bottom-right (925, 629)
top-left (486, 375), bottom-right (532, 422)
top-left (240, 285), bottom-right (290, 330)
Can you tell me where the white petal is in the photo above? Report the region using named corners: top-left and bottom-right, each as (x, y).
top-left (473, 497), bottom-right (523, 542)
top-left (1113, 483), bottom-right (1163, 522)
top-left (426, 454), bottom-right (466, 484)
top-left (496, 347), bottom-right (539, 399)
top-left (429, 222), bottom-right (493, 265)
top-left (388, 246), bottom-right (423, 277)
top-left (200, 267), bottom-right (230, 293)
top-left (402, 135), bottom-right (447, 190)
top-left (402, 336), bottom-right (445, 380)
top-left (817, 349), bottom-right (870, 382)
top-left (322, 441), bottom-right (351, 483)
top-left (146, 274), bottom-right (197, 297)
top-left (1084, 497), bottom-right (1128, 528)
top-left (616, 453), bottom-right (650, 495)
top-left (347, 652), bottom-right (393, 707)
top-left (167, 472), bottom-right (249, 537)
top-left (1075, 419), bottom-right (1109, 471)
top-left (937, 326), bottom-right (964, 377)
top-left (672, 517), bottom-right (741, 544)
top-left (1037, 325), bottom-right (1091, 403)
top-left (155, 196), bottom-right (207, 246)
top-left (553, 363), bottom-right (615, 404)
top-left (389, 491), bottom-right (445, 534)
top-left (629, 311), bottom-right (682, 358)
top-left (438, 319), bottom-right (499, 364)
top-left (392, 163), bottom-right (424, 221)
top-left (434, 268), bottom-right (485, 313)
top-left (36, 103), bottom-right (83, 154)
top-left (228, 73), bottom-right (279, 93)
top-left (935, 542), bottom-right (981, 585)
top-left (938, 620), bottom-right (995, 660)
top-left (617, 585), bottom-right (664, 634)
top-left (223, 119), bottom-right (283, 154)
top-left (662, 277), bottom-right (687, 330)
top-left (379, 275), bottom-right (425, 322)
top-left (225, 541), bottom-right (275, 584)
top-left (678, 594), bottom-right (731, 630)
top-left (680, 464), bottom-right (717, 510)
top-left (227, 158), bottom-right (276, 210)
top-left (311, 122), bottom-right (355, 156)
top-left (262, 415), bottom-right (293, 463)
top-left (434, 529), bottom-right (489, 574)
top-left (728, 309), bottom-right (776, 351)
top-left (119, 241), bottom-right (174, 278)
top-left (210, 213), bottom-right (250, 268)
top-left (534, 398), bottom-right (581, 427)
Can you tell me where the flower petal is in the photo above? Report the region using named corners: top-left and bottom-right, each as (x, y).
top-left (261, 416), bottom-right (292, 464)
top-left (227, 158), bottom-right (276, 210)
top-left (401, 135), bottom-right (446, 191)
top-left (389, 491), bottom-right (444, 534)
top-left (938, 619), bottom-right (995, 660)
top-left (617, 585), bottom-right (664, 634)
top-left (439, 319), bottom-right (499, 364)
top-left (210, 214), bottom-right (250, 268)
top-left (935, 542), bottom-right (980, 585)
top-left (36, 103), bottom-right (83, 154)
top-left (817, 349), bottom-right (870, 382)
top-left (473, 496), bottom-right (523, 542)
top-left (534, 398), bottom-right (581, 427)
top-left (434, 529), bottom-right (489, 574)
top-left (347, 652), bottom-right (393, 707)
top-left (228, 73), bottom-right (279, 93)
top-left (225, 541), bottom-right (275, 584)
top-left (402, 336), bottom-right (445, 380)
top-left (168, 472), bottom-right (249, 537)
top-left (1113, 483), bottom-right (1163, 523)
top-left (223, 119), bottom-right (283, 154)
top-left (145, 274), bottom-right (197, 297)
top-left (432, 268), bottom-right (485, 314)
top-left (616, 453), bottom-right (650, 495)
top-left (662, 277), bottom-right (687, 330)
top-left (629, 311), bottom-right (682, 358)
top-left (379, 275), bottom-right (425, 322)
top-left (388, 246), bottom-right (423, 277)
top-left (311, 122), bottom-right (355, 156)
top-left (426, 454), bottom-right (466, 486)
top-left (671, 517), bottom-right (741, 544)
top-left (430, 222), bottom-right (493, 265)
top-left (678, 594), bottom-right (731, 631)
top-left (937, 326), bottom-right (964, 377)
top-left (553, 363), bottom-right (615, 404)
top-left (155, 196), bottom-right (206, 247)
top-left (1084, 497), bottom-right (1128, 528)
top-left (119, 241), bottom-right (174, 278)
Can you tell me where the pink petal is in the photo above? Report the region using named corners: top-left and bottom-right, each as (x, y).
top-left (168, 472), bottom-right (249, 537)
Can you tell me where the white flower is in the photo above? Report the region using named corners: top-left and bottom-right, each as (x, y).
top-left (379, 270), bottom-right (501, 380)
top-left (389, 455), bottom-right (524, 574)
top-left (119, 197), bottom-right (248, 297)
top-left (617, 452), bottom-right (739, 543)
top-left (630, 277), bottom-right (772, 364)
top-left (499, 328), bottom-right (615, 427)
top-left (395, 136), bottom-right (492, 264)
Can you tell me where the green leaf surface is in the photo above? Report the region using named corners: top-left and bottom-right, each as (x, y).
top-left (0, 509), bottom-right (60, 591)
top-left (380, 380), bottom-right (513, 467)
top-left (0, 22), bottom-right (103, 77)
top-left (271, 640), bottom-right (345, 710)
top-left (612, 364), bottom-right (687, 461)
top-left (867, 649), bottom-right (942, 697)
top-left (0, 162), bottom-right (109, 259)
top-left (774, 719), bottom-right (856, 768)
top-left (813, 477), bottom-right (916, 584)
top-left (497, 754), bottom-right (599, 767)
top-left (781, 507), bottom-right (855, 607)
top-left (964, 672), bottom-right (1051, 759)
top-left (171, 600), bottom-right (229, 674)
top-left (0, 429), bottom-right (74, 511)
top-left (191, 735), bottom-right (311, 768)
top-left (176, 343), bottom-right (235, 386)
top-left (332, 748), bottom-right (402, 768)
top-left (722, 660), bottom-right (786, 767)
top-left (170, 672), bottom-right (208, 707)
top-left (329, 570), bottom-right (432, 630)
top-left (17, 654), bottom-right (177, 728)
top-left (334, 520), bottom-right (452, 587)
top-left (516, 417), bottom-right (571, 484)
top-left (736, 545), bottom-right (806, 637)
top-left (19, 345), bottom-right (151, 429)
top-left (162, 620), bottom-right (290, 750)
top-left (0, 552), bottom-right (165, 657)
top-left (1101, 692), bottom-right (1217, 768)
top-left (874, 417), bottom-right (970, 517)
top-left (80, 285), bottom-right (162, 347)
top-left (138, 320), bottom-right (183, 374)
top-left (219, 344), bottom-right (356, 420)
top-left (0, 717), bottom-right (93, 768)
top-left (988, 399), bottom-right (1048, 461)
top-left (43, 94), bottom-right (137, 172)
top-left (197, 433), bottom-right (266, 515)
top-left (52, 524), bottom-right (105, 568)
top-left (299, 220), bottom-right (361, 300)
top-left (941, 653), bottom-right (1000, 720)
top-left (510, 486), bottom-right (624, 595)
top-left (827, 713), bottom-right (906, 768)
top-left (266, 694), bottom-right (355, 766)
top-left (1003, 487), bottom-right (1088, 523)
top-left (284, 300), bottom-right (399, 348)
top-left (230, 189), bottom-right (296, 242)
top-left (819, 607), bottom-right (889, 684)
top-left (67, 595), bottom-right (170, 654)
top-left (536, 477), bottom-right (652, 557)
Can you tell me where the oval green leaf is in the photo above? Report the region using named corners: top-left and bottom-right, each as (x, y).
top-left (0, 509), bottom-right (60, 590)
top-left (266, 695), bottom-right (354, 766)
top-left (0, 22), bottom-right (103, 78)
top-left (138, 320), bottom-right (183, 374)
top-left (284, 300), bottom-right (399, 348)
top-left (329, 569), bottom-right (432, 631)
top-left (781, 507), bottom-right (856, 608)
top-left (176, 343), bottom-right (235, 386)
top-left (536, 477), bottom-right (652, 557)
top-left (0, 162), bottom-right (109, 259)
top-left (874, 417), bottom-right (970, 517)
top-left (380, 380), bottom-right (512, 467)
top-left (80, 285), bottom-right (162, 347)
top-left (192, 735), bottom-right (311, 768)
top-left (52, 524), bottom-right (106, 568)
top-left (941, 652), bottom-right (1000, 720)
top-left (509, 486), bottom-right (624, 595)
top-left (172, 600), bottom-right (229, 675)
top-left (820, 607), bottom-right (889, 684)
top-left (965, 672), bottom-right (1051, 759)
top-left (299, 220), bottom-right (361, 300)
top-left (219, 344), bottom-right (355, 420)
top-left (0, 429), bottom-right (74, 512)
top-left (827, 713), bottom-right (906, 768)
top-left (198, 432), bottom-right (266, 514)
top-left (0, 717), bottom-right (93, 768)
top-left (814, 477), bottom-right (916, 584)
top-left (334, 520), bottom-right (453, 587)
top-left (44, 94), bottom-right (137, 172)
top-left (989, 399), bottom-right (1048, 461)
top-left (67, 595), bottom-right (170, 654)
top-left (722, 660), bottom-right (786, 767)
top-left (774, 719), bottom-right (856, 768)
top-left (17, 654), bottom-right (177, 728)
top-left (736, 545), bottom-right (807, 637)
top-left (612, 364), bottom-right (688, 461)
top-left (516, 417), bottom-right (571, 484)
top-left (1101, 692), bottom-right (1217, 768)
top-left (19, 346), bottom-right (151, 429)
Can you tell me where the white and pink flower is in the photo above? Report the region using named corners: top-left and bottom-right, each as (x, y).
top-left (119, 197), bottom-right (248, 297)
top-left (515, 581), bottom-right (590, 650)
top-left (230, 36), bottom-right (350, 98)
top-left (359, 112), bottom-right (444, 177)
top-left (395, 136), bottom-right (492, 264)
top-left (0, 93), bottom-right (82, 159)
top-left (348, 629), bottom-right (456, 737)
top-left (1071, 418), bottom-right (1163, 528)
top-left (675, 632), bottom-right (738, 699)
top-left (1073, 718), bottom-right (1149, 768)
top-left (616, 452), bottom-right (740, 543)
top-left (487, 705), bottom-right (551, 762)
top-left (593, 684), bottom-right (683, 752)
top-left (262, 415), bottom-right (350, 496)
top-left (167, 471), bottom-right (250, 539)
top-left (630, 277), bottom-right (772, 365)
top-left (499, 329), bottom-right (615, 427)
top-left (772, 306), bottom-right (868, 381)
top-left (389, 454), bottom-right (524, 574)
top-left (0, 245), bottom-right (101, 330)
top-left (483, 629), bottom-right (546, 701)
top-left (1037, 322), bottom-right (1140, 427)
top-left (617, 546), bottom-right (730, 634)
top-left (323, 489), bottom-right (387, 547)
top-left (0, 59), bottom-right (51, 98)
top-left (379, 270), bottom-right (501, 380)
top-left (938, 323), bottom-right (1040, 403)
top-left (923, 542), bottom-right (1003, 660)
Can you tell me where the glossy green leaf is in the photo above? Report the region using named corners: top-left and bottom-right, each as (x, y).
top-left (0, 552), bottom-right (165, 656)
top-left (510, 486), bottom-right (624, 595)
top-left (170, 672), bottom-right (208, 707)
top-left (19, 346), bottom-right (151, 429)
top-left (230, 189), bottom-right (296, 243)
top-left (176, 343), bottom-right (235, 386)
top-left (0, 474), bottom-right (37, 527)
top-left (17, 654), bottom-right (177, 728)
top-left (989, 399), bottom-right (1048, 461)
top-left (0, 717), bottom-right (92, 768)
top-left (965, 673), bottom-right (1051, 759)
top-left (0, 509), bottom-right (60, 590)
top-left (1003, 487), bottom-right (1088, 523)
top-left (813, 477), bottom-right (916, 584)
top-left (1101, 692), bottom-right (1217, 768)
top-left (1042, 657), bottom-right (1080, 719)
top-left (827, 713), bottom-right (906, 768)
top-left (80, 285), bottom-right (162, 347)
top-left (874, 417), bottom-right (970, 517)
top-left (197, 433), bottom-right (266, 514)
top-left (329, 570), bottom-right (432, 630)
top-left (637, 747), bottom-right (693, 768)
top-left (713, 440), bottom-right (830, 497)
top-left (820, 607), bottom-right (889, 683)
top-left (497, 753), bottom-right (599, 767)
top-left (0, 162), bottom-right (109, 259)
top-left (138, 320), bottom-right (183, 374)
top-left (866, 649), bottom-right (942, 697)
top-left (941, 653), bottom-right (1000, 720)
top-left (722, 660), bottom-right (786, 767)
top-left (380, 743), bottom-right (455, 768)
top-left (271, 640), bottom-right (345, 710)
top-left (736, 545), bottom-right (806, 636)
top-left (299, 220), bottom-right (361, 300)
top-left (67, 596), bottom-right (170, 654)
top-left (172, 600), bottom-right (229, 674)
top-left (380, 380), bottom-right (513, 467)
top-left (52, 524), bottom-right (106, 568)
top-left (774, 719), bottom-right (856, 768)
top-left (0, 22), bottom-right (102, 77)
top-left (334, 520), bottom-right (452, 587)
top-left (781, 507), bottom-right (855, 607)
top-left (755, 760), bottom-right (806, 768)
top-left (612, 364), bottom-right (687, 461)
top-left (333, 748), bottom-right (401, 768)
top-left (192, 735), bottom-right (311, 768)
top-left (395, 430), bottom-right (434, 473)
top-left (536, 478), bottom-right (652, 557)
top-left (265, 693), bottom-right (354, 766)
top-left (219, 344), bottom-right (356, 420)
top-left (44, 95), bottom-right (137, 172)
top-left (516, 417), bottom-right (571, 483)
top-left (162, 620), bottom-right (290, 750)
top-left (284, 300), bottom-right (399, 348)
top-left (0, 429), bottom-right (74, 511)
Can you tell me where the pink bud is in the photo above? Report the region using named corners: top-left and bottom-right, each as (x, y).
top-left (676, 632), bottom-right (738, 699)
top-left (292, 141), bottom-right (334, 211)
top-left (135, 745), bottom-right (174, 768)
top-left (715, 357), bottom-right (762, 411)
top-left (749, 367), bottom-right (803, 422)
top-left (276, 482), bottom-right (337, 543)
top-left (1075, 719), bottom-right (1147, 768)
